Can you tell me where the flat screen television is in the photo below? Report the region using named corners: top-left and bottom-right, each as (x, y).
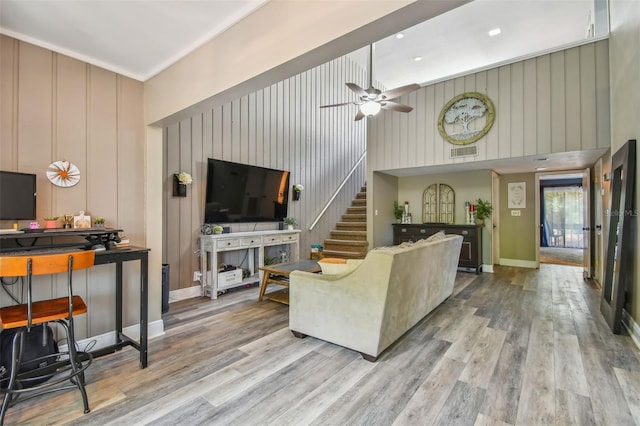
top-left (0, 171), bottom-right (37, 220)
top-left (204, 159), bottom-right (290, 223)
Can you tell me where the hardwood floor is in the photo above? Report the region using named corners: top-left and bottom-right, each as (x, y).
top-left (5, 264), bottom-right (640, 425)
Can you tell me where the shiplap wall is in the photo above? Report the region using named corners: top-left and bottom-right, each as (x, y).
top-left (0, 36), bottom-right (146, 338)
top-left (368, 40), bottom-right (610, 171)
top-left (164, 55), bottom-right (368, 291)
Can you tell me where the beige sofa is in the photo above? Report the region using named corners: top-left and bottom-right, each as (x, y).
top-left (289, 234), bottom-right (463, 361)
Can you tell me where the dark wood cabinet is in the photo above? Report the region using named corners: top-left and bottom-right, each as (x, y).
top-left (392, 223), bottom-right (483, 274)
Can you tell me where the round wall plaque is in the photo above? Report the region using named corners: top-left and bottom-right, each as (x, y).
top-left (46, 160), bottom-right (80, 187)
top-left (438, 92), bottom-right (495, 145)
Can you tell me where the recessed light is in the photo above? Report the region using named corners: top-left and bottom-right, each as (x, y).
top-left (536, 167), bottom-right (547, 171)
top-left (488, 28), bottom-right (501, 37)
top-left (413, 56), bottom-right (422, 62)
top-left (395, 33), bottom-right (405, 39)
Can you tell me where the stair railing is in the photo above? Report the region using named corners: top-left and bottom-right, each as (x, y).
top-left (309, 150), bottom-right (366, 231)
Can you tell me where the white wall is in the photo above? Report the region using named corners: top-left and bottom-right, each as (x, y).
top-left (609, 0), bottom-right (640, 324)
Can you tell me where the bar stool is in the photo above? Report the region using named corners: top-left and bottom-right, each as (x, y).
top-left (0, 250), bottom-right (95, 424)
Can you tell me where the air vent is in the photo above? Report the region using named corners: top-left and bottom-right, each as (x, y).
top-left (450, 145), bottom-right (478, 158)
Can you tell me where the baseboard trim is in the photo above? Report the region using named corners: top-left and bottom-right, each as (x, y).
top-left (499, 258), bottom-right (538, 269)
top-left (622, 309), bottom-right (640, 350)
top-left (59, 319), bottom-right (165, 353)
top-left (170, 285), bottom-right (202, 303)
top-left (483, 264), bottom-right (494, 273)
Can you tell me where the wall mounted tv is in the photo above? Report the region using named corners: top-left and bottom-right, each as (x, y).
top-left (0, 171), bottom-right (37, 220)
top-left (204, 158), bottom-right (290, 223)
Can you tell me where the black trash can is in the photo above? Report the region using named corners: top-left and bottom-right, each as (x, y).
top-left (161, 264), bottom-right (170, 314)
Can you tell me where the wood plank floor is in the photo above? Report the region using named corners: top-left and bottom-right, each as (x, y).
top-left (5, 264), bottom-right (640, 425)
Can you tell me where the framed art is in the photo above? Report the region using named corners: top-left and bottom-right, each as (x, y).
top-left (508, 182), bottom-right (526, 209)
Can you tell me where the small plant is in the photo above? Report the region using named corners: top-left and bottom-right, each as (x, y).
top-left (213, 225), bottom-right (224, 234)
top-left (283, 217), bottom-right (297, 226)
top-left (474, 199), bottom-right (493, 223)
top-left (94, 217), bottom-right (105, 224)
top-left (393, 201), bottom-right (404, 221)
top-left (43, 216), bottom-right (59, 221)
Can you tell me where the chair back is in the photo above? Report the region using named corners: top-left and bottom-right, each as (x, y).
top-left (0, 250), bottom-right (95, 328)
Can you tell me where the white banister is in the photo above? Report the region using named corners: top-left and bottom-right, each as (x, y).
top-left (309, 151), bottom-right (366, 231)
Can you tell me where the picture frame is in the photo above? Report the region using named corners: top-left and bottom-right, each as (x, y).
top-left (73, 211), bottom-right (92, 229)
top-left (508, 182), bottom-right (526, 209)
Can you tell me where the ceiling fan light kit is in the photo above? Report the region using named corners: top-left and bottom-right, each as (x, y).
top-left (360, 101), bottom-right (382, 116)
top-left (320, 44), bottom-right (421, 121)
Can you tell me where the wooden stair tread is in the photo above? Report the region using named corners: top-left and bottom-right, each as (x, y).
top-left (0, 295), bottom-right (88, 328)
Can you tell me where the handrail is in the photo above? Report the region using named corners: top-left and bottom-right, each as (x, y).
top-left (309, 151), bottom-right (366, 231)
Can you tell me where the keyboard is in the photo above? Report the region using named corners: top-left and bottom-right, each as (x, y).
top-left (0, 229), bottom-right (24, 235)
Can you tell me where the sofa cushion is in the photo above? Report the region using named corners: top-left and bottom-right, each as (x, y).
top-left (425, 230), bottom-right (446, 242)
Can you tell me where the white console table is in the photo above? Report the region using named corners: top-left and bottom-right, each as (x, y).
top-left (199, 230), bottom-right (301, 299)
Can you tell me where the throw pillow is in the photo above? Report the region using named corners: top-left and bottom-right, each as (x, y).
top-left (318, 258), bottom-right (349, 275)
top-left (425, 230), bottom-right (447, 242)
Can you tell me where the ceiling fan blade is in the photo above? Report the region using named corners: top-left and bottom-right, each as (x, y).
top-left (346, 83), bottom-right (368, 98)
top-left (380, 101), bottom-right (413, 113)
top-left (320, 102), bottom-right (352, 109)
top-left (354, 110), bottom-right (365, 121)
top-left (379, 83), bottom-right (421, 100)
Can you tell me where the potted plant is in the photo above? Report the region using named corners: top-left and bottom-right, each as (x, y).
top-left (283, 217), bottom-right (297, 230)
top-left (213, 225), bottom-right (224, 234)
top-left (94, 217), bottom-right (105, 228)
top-left (43, 216), bottom-right (58, 229)
top-left (474, 198), bottom-right (493, 225)
top-left (393, 201), bottom-right (404, 223)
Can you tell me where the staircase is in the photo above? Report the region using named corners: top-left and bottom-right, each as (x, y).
top-left (322, 185), bottom-right (368, 259)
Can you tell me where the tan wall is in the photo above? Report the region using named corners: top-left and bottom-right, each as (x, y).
top-left (399, 170), bottom-right (493, 264)
top-left (609, 0), bottom-right (640, 323)
top-left (143, 0), bottom-right (477, 126)
top-left (164, 55), bottom-right (368, 291)
top-left (368, 40), bottom-right (610, 172)
top-left (0, 35), bottom-right (148, 337)
top-left (499, 173), bottom-right (537, 263)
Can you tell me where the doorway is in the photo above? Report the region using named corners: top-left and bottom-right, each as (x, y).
top-left (536, 170), bottom-right (590, 271)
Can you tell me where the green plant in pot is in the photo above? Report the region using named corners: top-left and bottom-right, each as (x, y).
top-left (283, 217), bottom-right (297, 229)
top-left (393, 201), bottom-right (404, 223)
top-left (474, 198), bottom-right (493, 225)
top-left (94, 217), bottom-right (105, 227)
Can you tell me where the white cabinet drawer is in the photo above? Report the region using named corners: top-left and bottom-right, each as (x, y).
top-left (263, 235), bottom-right (282, 244)
top-left (217, 238), bottom-right (240, 249)
top-left (281, 233), bottom-right (297, 242)
top-left (241, 237), bottom-right (261, 246)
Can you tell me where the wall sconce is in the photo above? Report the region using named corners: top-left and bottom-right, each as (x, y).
top-left (173, 172), bottom-right (192, 197)
top-left (292, 184), bottom-right (304, 201)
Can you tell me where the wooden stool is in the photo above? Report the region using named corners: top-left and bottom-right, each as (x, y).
top-left (0, 250), bottom-right (95, 424)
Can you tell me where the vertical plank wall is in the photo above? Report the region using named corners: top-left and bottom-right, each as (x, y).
top-left (164, 55), bottom-right (368, 292)
top-left (0, 36), bottom-right (146, 339)
top-left (368, 40), bottom-right (610, 172)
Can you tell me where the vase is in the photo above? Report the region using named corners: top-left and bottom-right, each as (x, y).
top-left (44, 220), bottom-right (57, 229)
top-left (287, 225), bottom-right (294, 230)
top-left (173, 174), bottom-right (187, 197)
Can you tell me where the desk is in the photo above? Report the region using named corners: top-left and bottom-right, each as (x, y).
top-left (93, 246), bottom-right (149, 369)
top-left (0, 230), bottom-right (150, 369)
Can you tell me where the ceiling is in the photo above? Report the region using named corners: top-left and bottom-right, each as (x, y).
top-left (0, 0), bottom-right (609, 174)
top-left (0, 0), bottom-right (604, 86)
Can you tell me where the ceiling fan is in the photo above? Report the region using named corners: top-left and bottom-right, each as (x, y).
top-left (320, 44), bottom-right (421, 121)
